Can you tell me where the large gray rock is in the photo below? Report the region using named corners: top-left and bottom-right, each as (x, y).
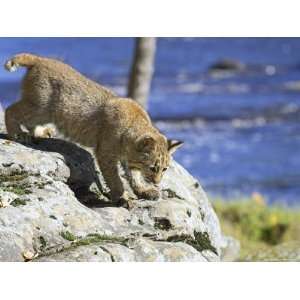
top-left (0, 113), bottom-right (227, 262)
top-left (220, 236), bottom-right (240, 262)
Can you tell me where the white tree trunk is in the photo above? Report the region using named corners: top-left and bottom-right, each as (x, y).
top-left (127, 37), bottom-right (156, 109)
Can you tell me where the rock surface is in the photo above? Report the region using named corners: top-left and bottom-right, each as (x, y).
top-left (220, 236), bottom-right (240, 262)
top-left (0, 110), bottom-right (228, 262)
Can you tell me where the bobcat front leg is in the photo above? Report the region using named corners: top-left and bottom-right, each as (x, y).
top-left (95, 149), bottom-right (133, 208)
top-left (5, 100), bottom-right (50, 143)
top-left (5, 101), bottom-right (28, 140)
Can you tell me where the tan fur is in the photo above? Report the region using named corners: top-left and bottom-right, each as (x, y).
top-left (4, 53), bottom-right (183, 204)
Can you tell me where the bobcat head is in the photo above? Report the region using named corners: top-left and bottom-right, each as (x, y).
top-left (127, 133), bottom-right (183, 185)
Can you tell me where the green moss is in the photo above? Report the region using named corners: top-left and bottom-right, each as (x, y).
top-left (0, 171), bottom-right (28, 182)
top-left (75, 233), bottom-right (125, 247)
top-left (2, 185), bottom-right (31, 195)
top-left (60, 231), bottom-right (77, 241)
top-left (0, 171), bottom-right (32, 195)
top-left (167, 231), bottom-right (218, 255)
top-left (39, 236), bottom-right (47, 249)
top-left (10, 198), bottom-right (27, 207)
top-left (35, 233), bottom-right (126, 260)
top-left (62, 232), bottom-right (125, 246)
top-left (194, 231), bottom-right (218, 254)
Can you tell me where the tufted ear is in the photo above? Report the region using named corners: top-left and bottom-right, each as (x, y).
top-left (136, 135), bottom-right (156, 152)
top-left (168, 139), bottom-right (183, 154)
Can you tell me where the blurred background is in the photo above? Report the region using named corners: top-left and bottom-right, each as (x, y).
top-left (1, 38), bottom-right (300, 259)
top-left (1, 37), bottom-right (300, 205)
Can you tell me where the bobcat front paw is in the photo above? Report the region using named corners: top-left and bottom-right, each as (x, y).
top-left (118, 197), bottom-right (134, 210)
top-left (113, 191), bottom-right (135, 210)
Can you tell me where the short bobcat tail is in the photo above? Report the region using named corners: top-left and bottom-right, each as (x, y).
top-left (4, 53), bottom-right (40, 72)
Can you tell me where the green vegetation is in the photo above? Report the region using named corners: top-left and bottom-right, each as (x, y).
top-left (167, 231), bottom-right (218, 255)
top-left (2, 185), bottom-right (31, 196)
top-left (34, 232), bottom-right (127, 260)
top-left (0, 171), bottom-right (32, 195)
top-left (212, 194), bottom-right (300, 260)
top-left (74, 233), bottom-right (126, 247)
top-left (60, 231), bottom-right (77, 241)
top-left (39, 236), bottom-right (47, 249)
top-left (59, 232), bottom-right (125, 246)
top-left (10, 198), bottom-right (27, 207)
top-left (59, 231), bottom-right (125, 245)
top-left (0, 171), bottom-right (28, 182)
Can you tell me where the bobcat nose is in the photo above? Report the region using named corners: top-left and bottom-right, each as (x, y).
top-left (152, 176), bottom-right (161, 185)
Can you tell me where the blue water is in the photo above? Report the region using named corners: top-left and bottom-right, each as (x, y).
top-left (1, 38), bottom-right (300, 206)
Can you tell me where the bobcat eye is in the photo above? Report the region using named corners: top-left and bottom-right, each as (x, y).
top-left (149, 166), bottom-right (156, 172)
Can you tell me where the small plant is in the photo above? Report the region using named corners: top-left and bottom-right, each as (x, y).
top-left (60, 231), bottom-right (77, 241)
top-left (10, 198), bottom-right (27, 207)
top-left (39, 236), bottom-right (47, 249)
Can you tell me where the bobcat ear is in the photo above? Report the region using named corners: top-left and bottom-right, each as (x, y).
top-left (136, 135), bottom-right (156, 152)
top-left (168, 139), bottom-right (183, 154)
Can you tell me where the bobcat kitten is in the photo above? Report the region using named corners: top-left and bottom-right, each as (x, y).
top-left (4, 53), bottom-right (183, 205)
